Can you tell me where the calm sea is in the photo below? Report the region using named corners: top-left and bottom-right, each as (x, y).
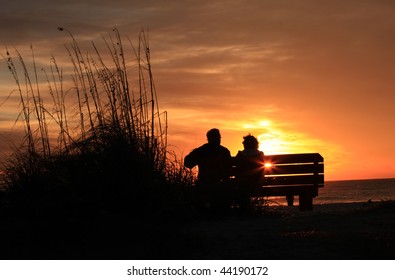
top-left (1, 173), bottom-right (395, 206)
top-left (270, 178), bottom-right (395, 206)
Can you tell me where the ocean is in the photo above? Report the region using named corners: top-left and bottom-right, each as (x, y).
top-left (270, 178), bottom-right (395, 206)
top-left (1, 172), bottom-right (395, 206)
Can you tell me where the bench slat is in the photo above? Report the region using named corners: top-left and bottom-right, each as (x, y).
top-left (265, 153), bottom-right (323, 164)
top-left (265, 163), bottom-right (324, 175)
top-left (265, 174), bottom-right (324, 186)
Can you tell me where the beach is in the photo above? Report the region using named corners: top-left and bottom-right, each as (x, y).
top-left (0, 196), bottom-right (394, 260)
top-left (1, 176), bottom-right (395, 260)
top-left (160, 201), bottom-right (395, 260)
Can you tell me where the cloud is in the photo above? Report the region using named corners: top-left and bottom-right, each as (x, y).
top-left (1, 0), bottom-right (395, 179)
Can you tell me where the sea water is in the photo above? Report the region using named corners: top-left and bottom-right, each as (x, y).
top-left (316, 178), bottom-right (395, 204)
top-left (1, 171), bottom-right (395, 206)
top-left (270, 178), bottom-right (395, 206)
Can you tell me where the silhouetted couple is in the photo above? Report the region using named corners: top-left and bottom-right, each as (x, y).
top-left (184, 128), bottom-right (265, 212)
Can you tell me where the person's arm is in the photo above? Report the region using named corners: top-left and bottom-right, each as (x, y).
top-left (184, 149), bottom-right (200, 168)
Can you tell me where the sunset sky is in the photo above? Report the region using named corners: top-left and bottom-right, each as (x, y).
top-left (1, 0), bottom-right (395, 180)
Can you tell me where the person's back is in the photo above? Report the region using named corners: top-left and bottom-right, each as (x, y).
top-left (184, 129), bottom-right (232, 209)
top-left (235, 149), bottom-right (265, 192)
top-left (235, 135), bottom-right (265, 209)
top-left (184, 129), bottom-right (231, 186)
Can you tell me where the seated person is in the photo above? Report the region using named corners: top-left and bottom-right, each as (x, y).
top-left (184, 128), bottom-right (232, 209)
top-left (184, 128), bottom-right (231, 187)
top-left (235, 134), bottom-right (265, 209)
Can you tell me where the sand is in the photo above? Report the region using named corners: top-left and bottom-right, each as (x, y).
top-left (0, 200), bottom-right (394, 259)
top-left (164, 201), bottom-right (395, 260)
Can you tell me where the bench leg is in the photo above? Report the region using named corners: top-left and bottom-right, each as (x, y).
top-left (286, 195), bottom-right (294, 206)
top-left (299, 193), bottom-right (313, 211)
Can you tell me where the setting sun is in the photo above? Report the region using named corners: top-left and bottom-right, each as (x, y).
top-left (264, 162), bottom-right (273, 169)
top-left (258, 134), bottom-right (286, 155)
top-left (239, 119), bottom-right (301, 155)
top-left (219, 118), bottom-right (347, 180)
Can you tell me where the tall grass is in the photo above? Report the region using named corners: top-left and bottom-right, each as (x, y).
top-left (1, 28), bottom-right (194, 220)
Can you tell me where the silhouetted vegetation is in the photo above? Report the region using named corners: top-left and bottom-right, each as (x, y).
top-left (0, 29), bottom-right (197, 258)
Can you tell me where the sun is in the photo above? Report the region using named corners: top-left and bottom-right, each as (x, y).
top-left (258, 133), bottom-right (286, 155)
top-left (264, 162), bottom-right (273, 168)
top-left (259, 120), bottom-right (271, 127)
top-left (240, 118), bottom-right (318, 155)
top-left (240, 119), bottom-right (287, 155)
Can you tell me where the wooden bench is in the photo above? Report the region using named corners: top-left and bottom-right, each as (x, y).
top-left (231, 153), bottom-right (324, 211)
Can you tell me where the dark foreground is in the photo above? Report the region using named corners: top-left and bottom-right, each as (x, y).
top-left (177, 202), bottom-right (395, 259)
top-left (0, 201), bottom-right (394, 260)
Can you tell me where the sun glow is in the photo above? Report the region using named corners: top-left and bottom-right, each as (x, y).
top-left (240, 118), bottom-right (323, 155)
top-left (264, 162), bottom-right (273, 168)
top-left (240, 119), bottom-right (290, 155)
top-left (259, 120), bottom-right (271, 127)
top-left (225, 117), bottom-right (344, 179)
top-left (258, 134), bottom-right (287, 155)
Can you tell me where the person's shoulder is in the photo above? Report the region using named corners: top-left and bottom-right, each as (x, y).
top-left (198, 143), bottom-right (212, 151)
top-left (237, 149), bottom-right (264, 159)
top-left (192, 143), bottom-right (208, 151)
top-left (219, 145), bottom-right (231, 154)
top-left (186, 144), bottom-right (206, 157)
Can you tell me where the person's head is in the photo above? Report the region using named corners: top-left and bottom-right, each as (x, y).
top-left (242, 134), bottom-right (259, 150)
top-left (207, 128), bottom-right (221, 145)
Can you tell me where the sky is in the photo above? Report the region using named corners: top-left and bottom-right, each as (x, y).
top-left (1, 0), bottom-right (395, 180)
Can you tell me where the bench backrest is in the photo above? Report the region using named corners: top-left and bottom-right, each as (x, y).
top-left (231, 153), bottom-right (324, 188)
top-left (263, 153), bottom-right (324, 188)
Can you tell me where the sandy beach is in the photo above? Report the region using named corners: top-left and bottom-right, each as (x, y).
top-left (0, 199), bottom-right (394, 260)
top-left (153, 201), bottom-right (395, 260)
